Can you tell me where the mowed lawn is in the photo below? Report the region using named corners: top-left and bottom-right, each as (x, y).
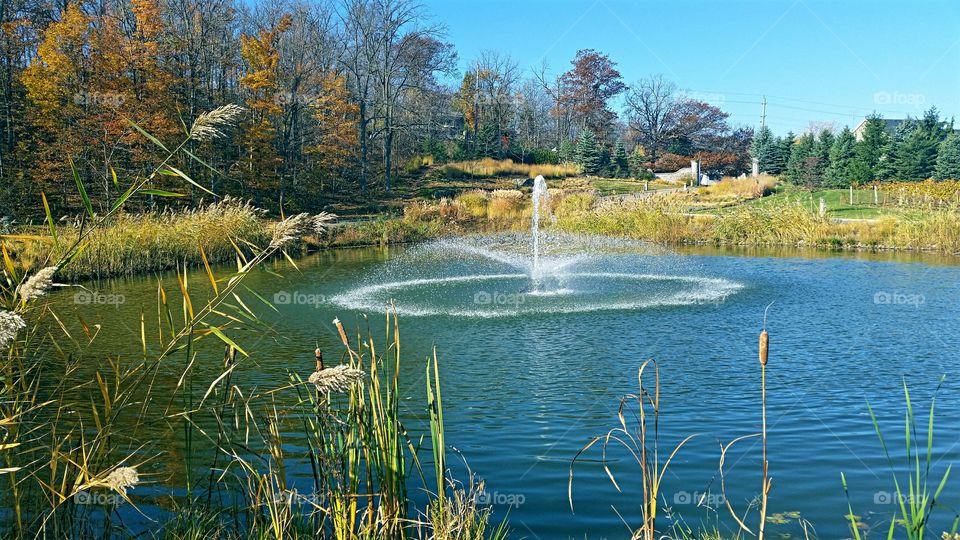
top-left (712, 187), bottom-right (912, 219)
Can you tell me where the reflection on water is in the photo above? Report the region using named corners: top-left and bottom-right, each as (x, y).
top-left (41, 241), bottom-right (960, 538)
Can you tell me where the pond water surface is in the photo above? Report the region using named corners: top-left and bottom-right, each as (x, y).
top-left (49, 238), bottom-right (960, 539)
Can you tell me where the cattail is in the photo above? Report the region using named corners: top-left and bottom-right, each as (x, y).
top-left (307, 364), bottom-right (365, 394)
top-left (332, 318), bottom-right (349, 346)
top-left (189, 104), bottom-right (245, 142)
top-left (759, 329), bottom-right (769, 366)
top-left (315, 347), bottom-right (323, 371)
top-left (17, 266), bottom-right (58, 302)
top-left (103, 466), bottom-right (139, 495)
top-left (0, 310), bottom-right (26, 351)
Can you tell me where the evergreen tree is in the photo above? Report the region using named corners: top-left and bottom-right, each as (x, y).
top-left (852, 116), bottom-right (889, 183)
top-left (826, 127), bottom-right (857, 187)
top-left (892, 108), bottom-right (950, 180)
top-left (770, 133), bottom-right (794, 175)
top-left (558, 138), bottom-right (575, 163)
top-left (476, 123), bottom-right (500, 159)
top-left (813, 129), bottom-right (834, 185)
top-left (934, 133), bottom-right (960, 180)
top-left (612, 141), bottom-right (629, 178)
top-left (750, 125), bottom-right (777, 173)
top-left (576, 128), bottom-right (602, 175)
top-left (786, 133), bottom-right (816, 186)
top-left (628, 146), bottom-right (650, 179)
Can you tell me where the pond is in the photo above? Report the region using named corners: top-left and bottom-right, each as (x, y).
top-left (49, 237), bottom-right (960, 538)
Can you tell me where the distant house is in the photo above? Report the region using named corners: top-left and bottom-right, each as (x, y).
top-left (852, 118), bottom-right (906, 141)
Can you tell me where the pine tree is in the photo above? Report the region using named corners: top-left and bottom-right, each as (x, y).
top-left (612, 141), bottom-right (629, 178)
top-left (750, 125), bottom-right (777, 173)
top-left (558, 138), bottom-right (575, 163)
top-left (893, 108), bottom-right (950, 180)
top-left (813, 129), bottom-right (834, 185)
top-left (628, 146), bottom-right (648, 179)
top-left (826, 127), bottom-right (857, 187)
top-left (934, 133), bottom-right (960, 180)
top-left (852, 116), bottom-right (889, 183)
top-left (786, 133), bottom-right (816, 186)
top-left (576, 128), bottom-right (601, 176)
top-left (770, 133), bottom-right (794, 175)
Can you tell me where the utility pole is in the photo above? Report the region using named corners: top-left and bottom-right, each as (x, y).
top-left (760, 96), bottom-right (767, 130)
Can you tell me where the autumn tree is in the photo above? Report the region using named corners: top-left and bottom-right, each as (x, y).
top-left (559, 49), bottom-right (625, 141)
top-left (21, 4), bottom-right (91, 204)
top-left (238, 14), bottom-right (291, 203)
top-left (307, 70), bottom-right (359, 195)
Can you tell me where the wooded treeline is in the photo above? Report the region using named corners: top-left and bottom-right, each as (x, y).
top-left (0, 0), bottom-right (758, 218)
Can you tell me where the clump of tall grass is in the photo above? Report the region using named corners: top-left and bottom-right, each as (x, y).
top-left (440, 158), bottom-right (580, 179)
top-left (457, 190), bottom-right (491, 218)
top-left (696, 174), bottom-right (777, 202)
top-left (487, 190), bottom-right (525, 220)
top-left (843, 378), bottom-right (957, 540)
top-left (8, 197), bottom-right (269, 280)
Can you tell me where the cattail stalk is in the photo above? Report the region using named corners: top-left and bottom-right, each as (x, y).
top-left (759, 327), bottom-right (770, 540)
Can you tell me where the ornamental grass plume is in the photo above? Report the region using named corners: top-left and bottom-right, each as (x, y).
top-left (17, 266), bottom-right (58, 302)
top-left (103, 466), bottom-right (140, 495)
top-left (307, 364), bottom-right (365, 395)
top-left (189, 104), bottom-right (245, 142)
top-left (0, 310), bottom-right (26, 350)
top-left (270, 213), bottom-right (337, 249)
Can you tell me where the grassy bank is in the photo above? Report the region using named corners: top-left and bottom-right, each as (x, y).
top-left (4, 201), bottom-right (453, 282)
top-left (402, 176), bottom-right (960, 254)
top-left (6, 198), bottom-right (270, 281)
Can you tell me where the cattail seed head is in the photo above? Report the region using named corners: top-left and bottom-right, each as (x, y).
top-left (759, 329), bottom-right (769, 366)
top-left (333, 318), bottom-right (349, 346)
top-left (315, 347), bottom-right (323, 371)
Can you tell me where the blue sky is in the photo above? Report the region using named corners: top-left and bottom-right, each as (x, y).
top-left (421, 0), bottom-right (960, 135)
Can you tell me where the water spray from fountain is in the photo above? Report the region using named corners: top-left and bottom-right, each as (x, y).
top-left (331, 178), bottom-right (744, 317)
top-left (531, 175), bottom-right (550, 290)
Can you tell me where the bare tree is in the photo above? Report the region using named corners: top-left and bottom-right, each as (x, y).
top-left (372, 0), bottom-right (453, 191)
top-left (338, 0), bottom-right (380, 194)
top-left (623, 75), bottom-right (677, 165)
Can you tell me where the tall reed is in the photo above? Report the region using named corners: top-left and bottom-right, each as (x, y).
top-left (569, 360), bottom-right (696, 539)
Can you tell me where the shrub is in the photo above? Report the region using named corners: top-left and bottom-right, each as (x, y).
top-left (488, 189), bottom-right (526, 219)
top-left (456, 190), bottom-right (489, 218)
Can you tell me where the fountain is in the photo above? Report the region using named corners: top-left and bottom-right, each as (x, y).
top-left (331, 182), bottom-right (743, 318)
top-left (530, 175), bottom-right (549, 291)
